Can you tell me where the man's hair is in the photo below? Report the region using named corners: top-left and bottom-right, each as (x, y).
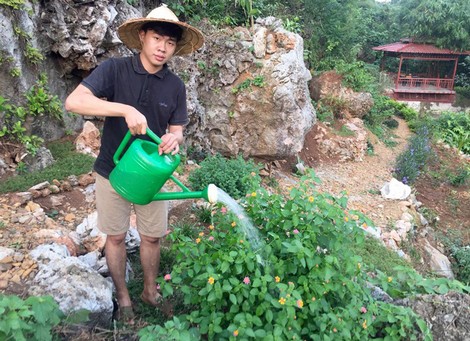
top-left (141, 22), bottom-right (183, 42)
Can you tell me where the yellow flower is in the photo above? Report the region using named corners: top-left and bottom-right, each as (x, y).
top-left (208, 277), bottom-right (215, 285)
top-left (308, 196), bottom-right (314, 202)
top-left (387, 276), bottom-right (393, 283)
top-left (311, 297), bottom-right (316, 301)
top-left (344, 216), bottom-right (349, 222)
top-left (362, 320), bottom-right (367, 329)
top-left (199, 232), bottom-right (204, 236)
top-left (279, 297), bottom-right (286, 305)
top-left (231, 222), bottom-right (236, 227)
top-left (296, 299), bottom-right (303, 308)
top-left (233, 329), bottom-right (239, 337)
top-left (240, 240), bottom-right (244, 244)
top-left (251, 192), bottom-right (257, 197)
top-left (357, 263), bottom-right (361, 270)
top-left (362, 223), bottom-right (368, 229)
top-left (196, 238), bottom-right (201, 244)
top-left (275, 276), bottom-right (281, 283)
top-left (209, 224), bottom-right (214, 230)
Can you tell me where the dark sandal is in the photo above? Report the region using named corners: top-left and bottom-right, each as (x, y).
top-left (115, 306), bottom-right (135, 326)
top-left (140, 292), bottom-right (163, 307)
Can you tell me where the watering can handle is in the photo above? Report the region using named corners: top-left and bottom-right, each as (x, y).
top-left (113, 128), bottom-right (163, 165)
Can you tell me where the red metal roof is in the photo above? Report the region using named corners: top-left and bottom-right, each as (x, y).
top-left (373, 42), bottom-right (470, 55)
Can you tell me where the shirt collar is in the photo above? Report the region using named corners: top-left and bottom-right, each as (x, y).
top-left (132, 53), bottom-right (169, 79)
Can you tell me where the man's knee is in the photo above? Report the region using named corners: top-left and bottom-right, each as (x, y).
top-left (140, 234), bottom-right (161, 245)
top-left (106, 233), bottom-right (127, 246)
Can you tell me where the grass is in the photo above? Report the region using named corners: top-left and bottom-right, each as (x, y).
top-left (351, 235), bottom-right (413, 276)
top-left (0, 140), bottom-right (95, 193)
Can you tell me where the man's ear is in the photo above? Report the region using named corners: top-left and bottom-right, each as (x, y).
top-left (138, 30), bottom-right (145, 44)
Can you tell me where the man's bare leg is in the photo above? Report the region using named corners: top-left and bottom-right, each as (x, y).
top-left (105, 233), bottom-right (132, 308)
top-left (139, 234), bottom-right (161, 305)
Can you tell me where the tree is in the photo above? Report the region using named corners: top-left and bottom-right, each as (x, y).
top-left (394, 0), bottom-right (470, 51)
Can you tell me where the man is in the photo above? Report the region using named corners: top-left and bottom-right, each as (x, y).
top-left (65, 4), bottom-right (204, 324)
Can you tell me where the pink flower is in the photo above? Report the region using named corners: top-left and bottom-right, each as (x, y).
top-left (209, 236), bottom-right (214, 241)
top-left (360, 306), bottom-right (367, 314)
top-left (221, 207), bottom-right (228, 214)
top-left (164, 274), bottom-right (171, 281)
top-left (243, 277), bottom-right (250, 284)
top-left (156, 284), bottom-right (161, 290)
top-left (293, 229), bottom-right (299, 234)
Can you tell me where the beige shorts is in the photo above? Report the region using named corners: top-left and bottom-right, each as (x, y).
top-left (95, 174), bottom-right (168, 238)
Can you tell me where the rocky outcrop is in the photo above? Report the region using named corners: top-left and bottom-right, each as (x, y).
top-left (171, 17), bottom-right (315, 159)
top-left (310, 70), bottom-right (373, 119)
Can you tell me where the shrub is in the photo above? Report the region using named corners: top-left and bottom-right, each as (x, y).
top-left (451, 246), bottom-right (470, 285)
top-left (146, 171), bottom-right (439, 340)
top-left (434, 111), bottom-right (470, 154)
top-left (188, 154), bottom-right (261, 199)
top-left (394, 126), bottom-right (433, 184)
top-left (0, 295), bottom-right (62, 341)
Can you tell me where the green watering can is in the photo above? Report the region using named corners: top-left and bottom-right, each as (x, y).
top-left (109, 128), bottom-right (218, 205)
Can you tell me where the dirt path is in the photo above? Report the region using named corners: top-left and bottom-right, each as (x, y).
top-left (299, 117), bottom-right (412, 230)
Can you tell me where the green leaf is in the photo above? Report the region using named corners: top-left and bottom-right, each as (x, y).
top-left (229, 294), bottom-right (237, 305)
top-left (266, 310), bottom-right (273, 323)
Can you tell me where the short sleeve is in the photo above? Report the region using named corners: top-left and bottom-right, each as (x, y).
top-left (81, 59), bottom-right (116, 100)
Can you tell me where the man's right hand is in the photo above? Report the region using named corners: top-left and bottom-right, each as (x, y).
top-left (124, 108), bottom-right (148, 135)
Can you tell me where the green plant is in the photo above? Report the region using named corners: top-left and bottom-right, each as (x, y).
top-left (0, 0), bottom-right (24, 9)
top-left (448, 166), bottom-right (470, 186)
top-left (450, 246), bottom-right (470, 285)
top-left (10, 67), bottom-right (21, 78)
top-left (26, 73), bottom-right (63, 120)
top-left (434, 111), bottom-right (470, 154)
top-left (252, 75), bottom-right (265, 87)
top-left (394, 125), bottom-right (433, 184)
top-left (24, 43), bottom-right (44, 64)
top-left (282, 16), bottom-right (302, 33)
top-left (188, 154), bottom-right (261, 199)
top-left (0, 295), bottom-right (62, 341)
top-left (196, 61), bottom-right (207, 70)
top-left (139, 316), bottom-right (201, 340)
top-left (151, 170), bottom-right (438, 340)
top-left (0, 74), bottom-right (63, 156)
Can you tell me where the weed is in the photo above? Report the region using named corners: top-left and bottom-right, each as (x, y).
top-left (448, 166), bottom-right (470, 186)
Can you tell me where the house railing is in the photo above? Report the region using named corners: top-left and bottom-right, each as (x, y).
top-left (396, 77), bottom-right (454, 90)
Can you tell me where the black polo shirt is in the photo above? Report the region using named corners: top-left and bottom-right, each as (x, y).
top-left (82, 54), bottom-right (188, 178)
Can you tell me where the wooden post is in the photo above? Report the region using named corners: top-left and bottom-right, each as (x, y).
top-left (396, 55), bottom-right (404, 89)
top-left (451, 57), bottom-right (459, 90)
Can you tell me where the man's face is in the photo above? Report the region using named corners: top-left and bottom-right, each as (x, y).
top-left (139, 29), bottom-right (178, 73)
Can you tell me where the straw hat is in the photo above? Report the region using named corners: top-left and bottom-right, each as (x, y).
top-left (118, 4), bottom-right (204, 55)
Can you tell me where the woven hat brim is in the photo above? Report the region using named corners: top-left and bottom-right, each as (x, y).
top-left (118, 18), bottom-right (204, 55)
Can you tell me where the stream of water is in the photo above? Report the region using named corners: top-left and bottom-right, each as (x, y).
top-left (214, 188), bottom-right (266, 265)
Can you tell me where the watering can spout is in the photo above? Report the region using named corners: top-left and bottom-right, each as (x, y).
top-left (205, 184), bottom-right (218, 203)
top-left (150, 184), bottom-right (219, 203)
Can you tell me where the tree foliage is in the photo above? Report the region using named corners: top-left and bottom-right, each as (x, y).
top-left (393, 0), bottom-right (470, 51)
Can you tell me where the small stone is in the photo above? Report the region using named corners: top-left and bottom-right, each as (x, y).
top-left (0, 279), bottom-right (8, 289)
top-left (64, 213), bottom-right (76, 222)
top-left (29, 181), bottom-right (50, 191)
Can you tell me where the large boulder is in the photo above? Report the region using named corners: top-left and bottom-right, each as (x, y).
top-left (171, 17), bottom-right (315, 159)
